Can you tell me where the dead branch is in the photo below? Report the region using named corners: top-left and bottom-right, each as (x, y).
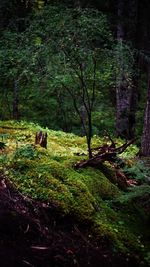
top-left (74, 138), bottom-right (137, 190)
top-left (75, 138), bottom-right (135, 169)
top-left (114, 138), bottom-right (136, 154)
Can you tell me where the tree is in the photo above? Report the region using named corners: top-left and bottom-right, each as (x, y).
top-left (116, 0), bottom-right (130, 139)
top-left (115, 0), bottom-right (139, 140)
top-left (60, 53), bottom-right (97, 158)
top-left (140, 66), bottom-right (150, 156)
top-left (47, 7), bottom-right (113, 157)
top-left (0, 30), bottom-right (37, 119)
top-left (22, 5), bottom-right (113, 157)
top-left (1, 2), bottom-right (126, 144)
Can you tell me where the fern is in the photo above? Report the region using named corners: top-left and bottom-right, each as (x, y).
top-left (14, 145), bottom-right (38, 160)
top-left (0, 141), bottom-right (6, 150)
top-left (123, 160), bottom-right (149, 182)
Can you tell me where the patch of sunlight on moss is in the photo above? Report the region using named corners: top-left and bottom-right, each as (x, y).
top-left (47, 137), bottom-right (87, 157)
top-left (9, 157), bottom-right (97, 220)
top-left (0, 120), bottom-right (40, 131)
top-left (91, 135), bottom-right (104, 147)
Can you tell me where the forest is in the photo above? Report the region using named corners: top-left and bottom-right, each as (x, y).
top-left (0, 0), bottom-right (150, 266)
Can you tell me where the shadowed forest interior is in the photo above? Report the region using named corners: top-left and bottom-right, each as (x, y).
top-left (0, 1), bottom-right (150, 267)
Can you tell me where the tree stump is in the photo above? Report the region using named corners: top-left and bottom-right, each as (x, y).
top-left (35, 131), bottom-right (47, 148)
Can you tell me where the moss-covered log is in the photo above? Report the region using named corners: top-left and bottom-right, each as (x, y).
top-left (75, 139), bottom-right (136, 190)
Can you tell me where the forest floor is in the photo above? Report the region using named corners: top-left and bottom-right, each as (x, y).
top-left (0, 120), bottom-right (150, 267)
top-left (0, 173), bottom-right (139, 267)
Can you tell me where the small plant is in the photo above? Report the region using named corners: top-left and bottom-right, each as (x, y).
top-left (123, 160), bottom-right (149, 183)
top-left (113, 184), bottom-right (150, 205)
top-left (0, 141), bottom-right (6, 150)
top-left (14, 144), bottom-right (38, 160)
top-left (0, 154), bottom-right (8, 164)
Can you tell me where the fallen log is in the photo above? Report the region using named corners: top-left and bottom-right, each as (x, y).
top-left (74, 137), bottom-right (136, 190)
top-left (74, 152), bottom-right (117, 169)
top-left (75, 139), bottom-right (135, 169)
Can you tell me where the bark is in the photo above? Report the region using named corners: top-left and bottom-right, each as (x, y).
top-left (140, 66), bottom-right (150, 156)
top-left (127, 0), bottom-right (139, 139)
top-left (74, 138), bottom-right (135, 190)
top-left (116, 0), bottom-right (130, 139)
top-left (75, 138), bottom-right (135, 169)
top-left (13, 80), bottom-right (19, 120)
top-left (128, 78), bottom-right (138, 139)
top-left (74, 0), bottom-right (81, 9)
top-left (87, 113), bottom-right (92, 158)
top-left (35, 131), bottom-right (47, 148)
top-left (116, 0), bottom-right (138, 139)
top-left (127, 0), bottom-right (138, 41)
top-left (117, 0), bottom-right (124, 41)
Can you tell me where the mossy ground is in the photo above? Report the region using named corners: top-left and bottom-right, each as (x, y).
top-left (0, 120), bottom-right (150, 266)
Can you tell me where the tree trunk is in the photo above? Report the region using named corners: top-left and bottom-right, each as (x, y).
top-left (127, 0), bottom-right (138, 41)
top-left (116, 0), bottom-right (129, 139)
top-left (140, 66), bottom-right (150, 156)
top-left (74, 0), bottom-right (81, 9)
top-left (128, 75), bottom-right (139, 139)
top-left (127, 0), bottom-right (139, 139)
top-left (13, 80), bottom-right (19, 120)
top-left (116, 0), bottom-right (138, 139)
top-left (87, 113), bottom-right (92, 158)
top-left (35, 131), bottom-right (47, 148)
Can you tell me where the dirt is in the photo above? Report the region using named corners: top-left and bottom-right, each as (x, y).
top-left (0, 174), bottom-right (141, 267)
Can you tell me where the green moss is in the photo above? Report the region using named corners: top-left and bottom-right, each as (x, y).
top-left (1, 120), bottom-right (150, 264)
top-left (76, 168), bottom-right (121, 201)
top-left (8, 157), bottom-right (97, 219)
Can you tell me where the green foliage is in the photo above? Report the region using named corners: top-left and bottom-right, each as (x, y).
top-left (92, 109), bottom-right (115, 135)
top-left (0, 154), bottom-right (8, 165)
top-left (14, 145), bottom-right (38, 160)
top-left (123, 160), bottom-right (149, 182)
top-left (0, 3), bottom-right (116, 135)
top-left (0, 141), bottom-right (6, 149)
top-left (114, 184), bottom-right (150, 205)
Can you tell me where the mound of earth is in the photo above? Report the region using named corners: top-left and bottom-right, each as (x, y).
top-left (0, 173), bottom-right (139, 267)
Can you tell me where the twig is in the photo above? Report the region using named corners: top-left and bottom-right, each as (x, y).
top-left (22, 260), bottom-right (34, 267)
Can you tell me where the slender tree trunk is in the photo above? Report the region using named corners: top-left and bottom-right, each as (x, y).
top-left (128, 0), bottom-right (139, 139)
top-left (87, 113), bottom-right (92, 158)
top-left (117, 0), bottom-right (124, 42)
top-left (74, 0), bottom-right (81, 9)
top-left (1, 87), bottom-right (11, 120)
top-left (128, 78), bottom-right (138, 138)
top-left (116, 0), bottom-right (130, 139)
top-left (140, 66), bottom-right (150, 156)
top-left (116, 0), bottom-right (138, 139)
top-left (127, 0), bottom-right (138, 41)
top-left (13, 79), bottom-right (19, 120)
